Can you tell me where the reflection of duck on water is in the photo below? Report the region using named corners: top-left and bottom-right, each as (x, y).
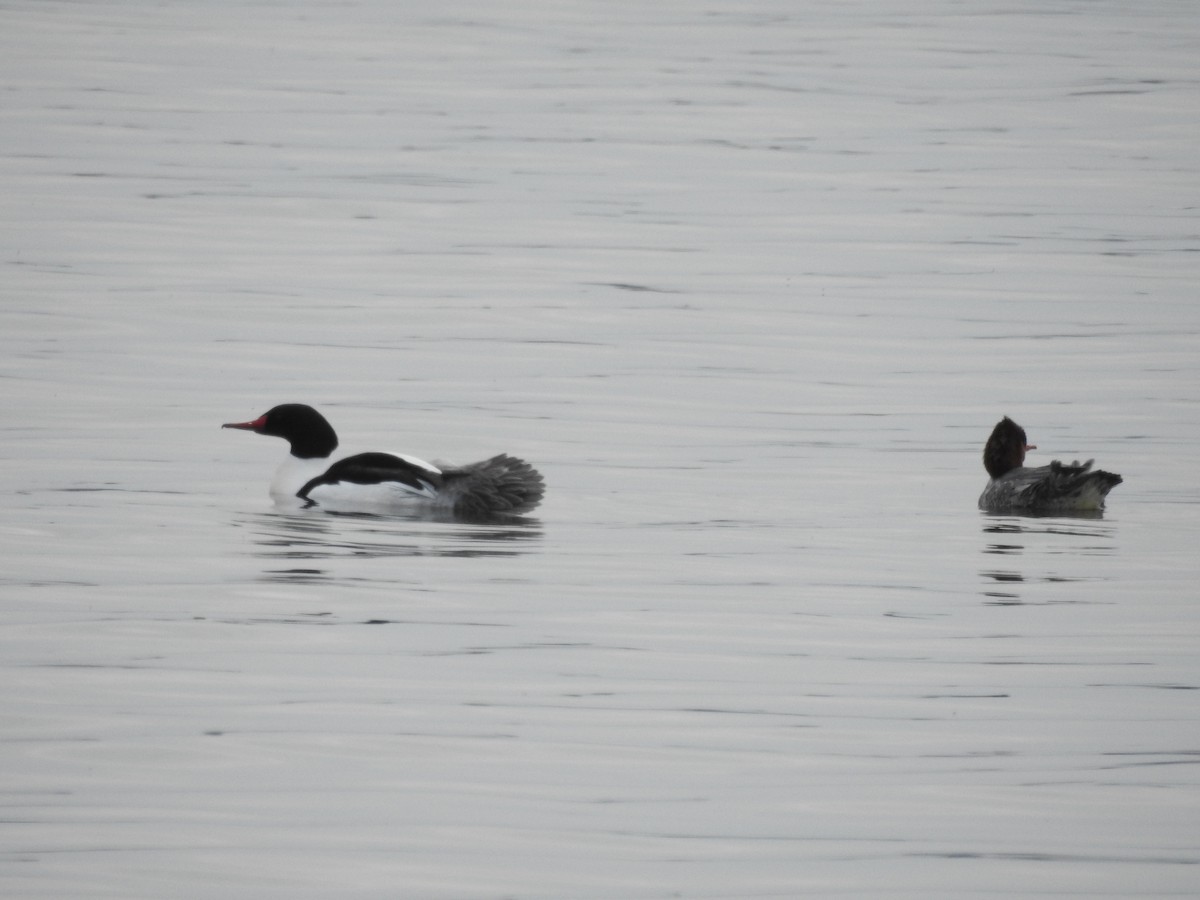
top-left (237, 511), bottom-right (542, 583)
top-left (224, 404), bottom-right (544, 518)
top-left (978, 417), bottom-right (1121, 513)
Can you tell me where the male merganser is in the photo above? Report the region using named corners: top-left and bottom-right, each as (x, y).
top-left (978, 416), bottom-right (1121, 512)
top-left (223, 404), bottom-right (544, 517)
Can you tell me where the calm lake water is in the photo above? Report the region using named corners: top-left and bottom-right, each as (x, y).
top-left (2, 1), bottom-right (1198, 897)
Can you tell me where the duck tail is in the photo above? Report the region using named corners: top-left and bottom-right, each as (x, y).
top-left (440, 454), bottom-right (545, 518)
top-left (1034, 459), bottom-right (1123, 509)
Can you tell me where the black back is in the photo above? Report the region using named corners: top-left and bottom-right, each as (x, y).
top-left (296, 452), bottom-right (442, 504)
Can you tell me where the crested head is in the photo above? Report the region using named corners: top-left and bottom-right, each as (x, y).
top-left (983, 416), bottom-right (1034, 478)
top-left (223, 403), bottom-right (339, 459)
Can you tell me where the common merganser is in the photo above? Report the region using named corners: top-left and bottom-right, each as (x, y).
top-left (223, 404), bottom-right (544, 517)
top-left (978, 416), bottom-right (1121, 512)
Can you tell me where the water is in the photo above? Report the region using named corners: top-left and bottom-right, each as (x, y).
top-left (2, 1), bottom-right (1198, 897)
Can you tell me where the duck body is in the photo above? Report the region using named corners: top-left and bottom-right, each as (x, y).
top-left (224, 404), bottom-right (543, 518)
top-left (978, 460), bottom-right (1122, 512)
top-left (978, 416), bottom-right (1121, 513)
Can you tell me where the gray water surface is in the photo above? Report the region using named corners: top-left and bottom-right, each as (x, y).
top-left (2, 2), bottom-right (1198, 897)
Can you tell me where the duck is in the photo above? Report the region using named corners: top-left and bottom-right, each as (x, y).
top-left (978, 416), bottom-right (1121, 512)
top-left (223, 403), bottom-right (544, 517)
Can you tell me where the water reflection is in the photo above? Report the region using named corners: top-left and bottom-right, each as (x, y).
top-left (233, 509), bottom-right (542, 583)
top-left (979, 513), bottom-right (1117, 605)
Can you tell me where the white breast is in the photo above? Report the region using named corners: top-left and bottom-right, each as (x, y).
top-left (269, 456), bottom-right (330, 506)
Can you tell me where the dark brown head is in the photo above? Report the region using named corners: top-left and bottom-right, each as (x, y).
top-left (222, 403), bottom-right (339, 459)
top-left (983, 416), bottom-right (1037, 478)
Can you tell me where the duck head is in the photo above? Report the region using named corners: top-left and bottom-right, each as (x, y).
top-left (983, 416), bottom-right (1037, 478)
top-left (223, 403), bottom-right (339, 459)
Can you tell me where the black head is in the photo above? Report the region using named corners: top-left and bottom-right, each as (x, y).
top-left (222, 403), bottom-right (339, 459)
top-left (982, 416), bottom-right (1036, 478)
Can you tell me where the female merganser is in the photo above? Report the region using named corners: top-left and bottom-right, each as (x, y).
top-left (223, 404), bottom-right (544, 517)
top-left (978, 416), bottom-right (1121, 513)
